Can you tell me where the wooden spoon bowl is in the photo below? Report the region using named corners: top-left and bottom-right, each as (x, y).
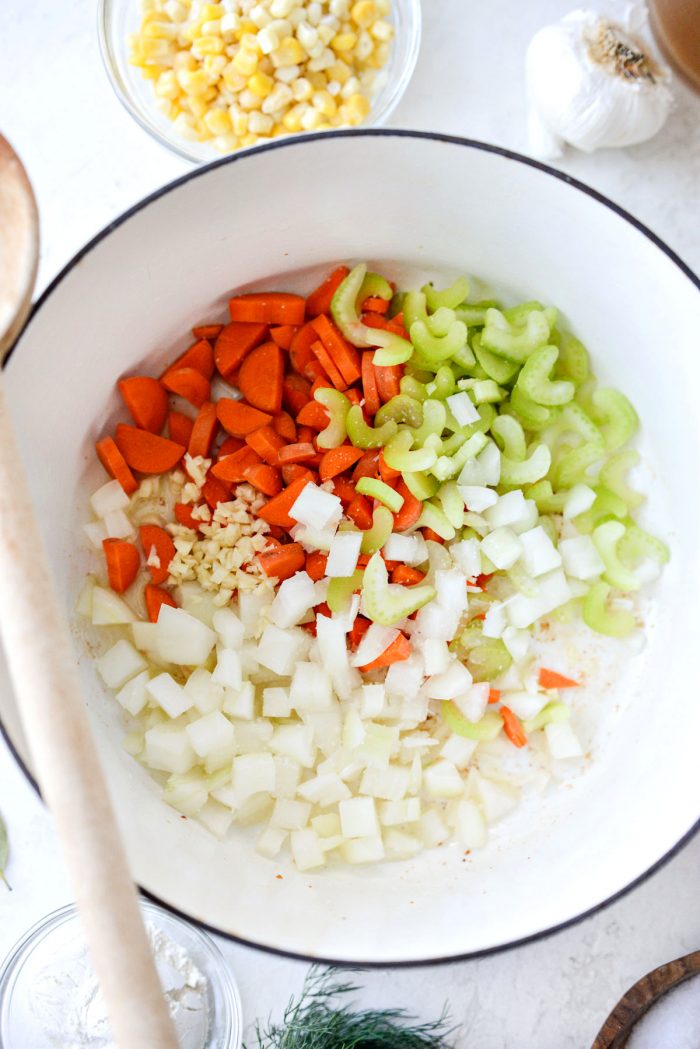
top-left (0, 134), bottom-right (38, 358)
top-left (591, 949), bottom-right (700, 1048)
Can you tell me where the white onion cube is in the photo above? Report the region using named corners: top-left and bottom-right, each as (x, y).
top-left (423, 759), bottom-right (464, 798)
top-left (454, 682), bottom-right (490, 723)
top-left (379, 797), bottom-right (421, 826)
top-left (422, 639), bottom-right (450, 676)
top-left (480, 527), bottom-right (523, 570)
top-left (187, 710), bottom-right (235, 757)
top-left (147, 673), bottom-right (193, 718)
top-left (382, 532), bottom-right (428, 566)
top-left (454, 799), bottom-right (487, 848)
top-left (262, 686), bottom-right (292, 718)
top-left (325, 531), bottom-right (362, 578)
top-left (96, 640), bottom-right (147, 690)
top-left (269, 724), bottom-right (316, 768)
top-left (270, 797), bottom-right (311, 830)
top-left (184, 668), bottom-right (223, 714)
top-left (563, 483), bottom-right (596, 520)
top-left (545, 720), bottom-right (583, 759)
top-left (341, 835), bottom-right (385, 864)
top-left (559, 535), bottom-right (605, 580)
top-left (457, 439), bottom-right (501, 486)
top-left (339, 796), bottom-right (379, 839)
top-left (232, 752), bottom-right (276, 799)
top-left (291, 829), bottom-right (326, 870)
top-left (298, 772), bottom-right (350, 805)
top-left (145, 724), bottom-right (195, 774)
top-left (116, 669), bottom-right (150, 716)
top-left (458, 485), bottom-right (498, 513)
top-left (449, 537), bottom-right (482, 579)
top-left (91, 587), bottom-right (136, 626)
top-left (269, 571), bottom-right (317, 628)
top-left (289, 482), bottom-right (342, 529)
top-left (518, 525), bottom-right (562, 577)
top-left (256, 624), bottom-right (307, 675)
top-left (156, 605), bottom-right (217, 665)
top-left (222, 681), bottom-right (255, 720)
top-left (90, 479), bottom-right (130, 517)
top-left (447, 391), bottom-right (480, 427)
top-left (103, 509), bottom-right (135, 540)
top-left (212, 608), bottom-right (244, 649)
top-left (425, 660), bottom-right (473, 700)
top-left (212, 648), bottom-right (243, 690)
top-left (290, 661), bottom-right (334, 712)
top-left (507, 569), bottom-right (572, 628)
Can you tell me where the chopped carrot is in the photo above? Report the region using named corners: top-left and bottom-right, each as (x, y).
top-left (243, 462), bottom-right (282, 496)
top-left (257, 475), bottom-right (312, 528)
top-left (102, 539), bottom-right (140, 593)
top-left (349, 615), bottom-right (371, 649)
top-left (351, 450), bottom-right (379, 482)
top-left (305, 550), bottom-right (328, 581)
top-left (174, 503), bottom-right (201, 529)
top-left (218, 435), bottom-right (245, 457)
top-left (202, 472), bottom-right (232, 509)
top-left (269, 325), bottom-right (298, 350)
top-left (474, 573), bottom-right (493, 589)
top-left (289, 322), bottom-right (318, 375)
top-left (378, 450), bottom-right (401, 482)
top-left (282, 463), bottom-right (317, 486)
top-left (361, 295), bottom-right (390, 315)
top-left (192, 323), bottom-right (223, 342)
top-left (118, 376), bottom-right (169, 434)
top-left (310, 339), bottom-right (347, 390)
top-left (168, 410), bottom-right (194, 447)
top-left (188, 401), bottom-right (218, 459)
top-left (310, 314), bottom-right (361, 385)
top-left (211, 445), bottom-right (261, 482)
top-left (238, 341), bottom-right (284, 414)
top-left (374, 363), bottom-right (402, 403)
top-left (296, 400), bottom-right (329, 430)
top-left (538, 668), bottom-right (580, 690)
top-left (361, 311), bottom-right (391, 329)
top-left (163, 339), bottom-right (215, 381)
top-left (145, 583), bottom-right (177, 623)
top-left (488, 689), bottom-right (501, 704)
top-left (361, 352), bottom-right (381, 418)
top-left (214, 321), bottom-right (268, 379)
top-left (501, 706), bottom-right (528, 748)
top-left (229, 292), bottom-right (306, 326)
top-left (114, 425), bottom-right (185, 474)
top-left (331, 474), bottom-right (356, 505)
top-left (246, 424), bottom-right (286, 465)
top-left (310, 375), bottom-right (333, 397)
top-left (346, 388), bottom-right (363, 410)
top-left (278, 442), bottom-right (317, 465)
top-left (390, 565), bottom-right (425, 586)
top-left (139, 525), bottom-right (176, 585)
top-left (359, 632), bottom-right (411, 672)
top-left (96, 437), bottom-right (138, 494)
top-left (364, 311), bottom-right (409, 340)
top-left (273, 410), bottom-right (297, 442)
top-left (387, 312), bottom-right (409, 340)
top-left (319, 444), bottom-right (365, 481)
top-left (393, 480), bottom-right (423, 531)
top-left (305, 265), bottom-right (350, 317)
top-left (282, 374), bottom-right (311, 416)
top-left (382, 558), bottom-right (400, 572)
top-left (303, 357), bottom-right (331, 385)
top-left (161, 367), bottom-right (211, 408)
top-left (297, 425), bottom-right (315, 445)
top-left (258, 541), bottom-right (305, 580)
top-left (422, 527), bottom-right (444, 544)
top-left (217, 398), bottom-right (272, 436)
top-left (346, 493), bottom-right (373, 530)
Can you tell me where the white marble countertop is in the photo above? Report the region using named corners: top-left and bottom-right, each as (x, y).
top-left (1, 1), bottom-right (699, 1046)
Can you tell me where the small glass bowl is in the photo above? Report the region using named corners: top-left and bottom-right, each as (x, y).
top-left (0, 900), bottom-right (242, 1049)
top-left (97, 0), bottom-right (422, 164)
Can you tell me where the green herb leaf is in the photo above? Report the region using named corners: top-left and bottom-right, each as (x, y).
top-left (248, 966), bottom-right (456, 1049)
top-left (0, 812), bottom-right (10, 891)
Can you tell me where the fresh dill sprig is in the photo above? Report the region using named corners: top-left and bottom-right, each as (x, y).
top-left (248, 966), bottom-right (456, 1049)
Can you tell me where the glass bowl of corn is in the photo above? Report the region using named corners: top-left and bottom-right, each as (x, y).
top-left (98, 0), bottom-right (421, 164)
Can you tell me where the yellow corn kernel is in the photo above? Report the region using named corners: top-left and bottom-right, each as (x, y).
top-left (327, 59), bottom-right (351, 84)
top-left (231, 47), bottom-right (259, 75)
top-left (192, 34), bottom-right (224, 55)
top-left (369, 41), bottom-right (389, 67)
top-left (300, 105), bottom-right (321, 130)
top-left (370, 19), bottom-right (393, 41)
top-left (140, 63), bottom-right (166, 79)
top-left (204, 107), bottom-right (232, 135)
top-left (311, 90), bottom-right (337, 117)
top-left (173, 50), bottom-right (197, 71)
top-left (247, 71), bottom-right (274, 97)
top-left (186, 94), bottom-right (209, 118)
top-left (292, 77), bottom-right (312, 101)
top-left (331, 31), bottom-right (357, 52)
top-left (271, 122), bottom-right (286, 137)
top-left (228, 106), bottom-right (249, 135)
top-left (200, 3), bottom-right (223, 20)
top-left (240, 32), bottom-right (262, 51)
top-left (344, 92), bottom-right (371, 123)
top-left (156, 97), bottom-right (178, 119)
top-left (223, 63), bottom-right (248, 91)
top-left (238, 20), bottom-right (258, 35)
top-left (203, 54), bottom-right (227, 76)
top-left (238, 88), bottom-right (263, 110)
top-left (307, 70), bottom-right (328, 89)
top-left (181, 21), bottom-right (206, 43)
top-left (240, 133), bottom-right (259, 147)
top-left (350, 0), bottom-right (376, 27)
top-left (155, 69), bottom-right (180, 98)
top-left (270, 36), bottom-right (305, 66)
top-left (142, 20), bottom-right (177, 39)
top-left (213, 132), bottom-right (239, 153)
top-left (282, 104), bottom-right (305, 132)
top-left (176, 68), bottom-right (211, 95)
top-left (137, 37), bottom-right (173, 60)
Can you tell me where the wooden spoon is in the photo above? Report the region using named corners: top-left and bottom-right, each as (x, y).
top-left (0, 134), bottom-right (179, 1049)
top-left (591, 949), bottom-right (700, 1048)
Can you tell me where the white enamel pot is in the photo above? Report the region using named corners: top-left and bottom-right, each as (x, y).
top-left (2, 131), bottom-right (699, 965)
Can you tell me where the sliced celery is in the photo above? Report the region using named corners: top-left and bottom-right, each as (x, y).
top-left (553, 438), bottom-right (605, 489)
top-left (455, 300), bottom-right (502, 326)
top-left (327, 570), bottom-right (364, 613)
top-left (573, 485), bottom-right (629, 534)
top-left (538, 514), bottom-right (558, 545)
top-left (422, 276), bottom-right (470, 312)
top-left (500, 443), bottom-right (551, 487)
top-left (331, 263), bottom-right (371, 345)
top-left (481, 308), bottom-right (550, 363)
top-left (360, 506), bottom-right (394, 555)
top-left (451, 341), bottom-right (478, 370)
top-left (437, 481), bottom-right (465, 530)
top-left (356, 476), bottom-right (404, 513)
top-left (472, 332), bottom-right (520, 384)
top-left (432, 432), bottom-right (488, 482)
top-left (400, 375), bottom-right (428, 402)
top-left (402, 470), bottom-right (439, 501)
top-left (361, 551), bottom-right (435, 625)
top-left (560, 401), bottom-right (602, 443)
top-left (358, 271), bottom-right (393, 303)
top-left (555, 331), bottom-right (590, 385)
top-left (618, 524), bottom-right (670, 566)
top-left (525, 480), bottom-right (567, 514)
top-left (409, 319), bottom-right (468, 365)
top-left (516, 345), bottom-right (575, 407)
top-left (471, 379), bottom-right (505, 403)
top-left (426, 365), bottom-right (456, 400)
top-left (599, 450), bottom-right (645, 510)
top-left (453, 623), bottom-right (512, 681)
top-left (502, 300), bottom-right (545, 324)
top-left (592, 388), bottom-right (639, 451)
top-left (346, 405), bottom-right (397, 449)
top-left (442, 702), bottom-right (502, 741)
top-left (372, 331), bottom-right (414, 367)
top-left (403, 290), bottom-right (429, 330)
top-left (383, 430), bottom-right (438, 472)
top-left (491, 414), bottom-right (527, 461)
top-left (410, 398), bottom-right (447, 445)
top-left (524, 702), bottom-right (570, 733)
top-left (593, 521), bottom-right (641, 591)
top-left (509, 385), bottom-right (558, 431)
top-left (416, 502), bottom-right (456, 541)
top-left (583, 581), bottom-right (636, 637)
top-left (375, 394), bottom-right (423, 429)
top-left (314, 388), bottom-right (350, 449)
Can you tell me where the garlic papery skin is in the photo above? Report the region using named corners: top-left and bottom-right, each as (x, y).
top-left (526, 9), bottom-right (673, 159)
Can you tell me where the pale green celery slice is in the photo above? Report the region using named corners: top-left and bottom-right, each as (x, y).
top-left (400, 375), bottom-right (428, 401)
top-left (583, 581), bottom-right (636, 637)
top-left (509, 385), bottom-right (559, 431)
top-left (315, 388), bottom-right (350, 449)
top-left (422, 276), bottom-right (470, 312)
top-left (555, 331), bottom-right (590, 385)
top-left (573, 485), bottom-right (629, 535)
top-left (516, 345), bottom-right (575, 406)
top-left (346, 405), bottom-right (397, 449)
top-left (526, 480), bottom-right (567, 514)
top-left (549, 598), bottom-right (581, 624)
top-left (560, 401), bottom-right (602, 442)
top-left (327, 570), bottom-right (364, 613)
top-left (383, 430), bottom-right (438, 471)
top-left (426, 365), bottom-right (456, 400)
top-left (491, 414), bottom-right (527, 461)
top-left (481, 307), bottom-right (551, 363)
top-left (403, 290), bottom-right (429, 330)
top-left (454, 300), bottom-right (501, 326)
top-left (538, 514), bottom-right (558, 545)
top-left (451, 342), bottom-right (478, 369)
top-left (331, 263), bottom-right (371, 344)
top-left (410, 399), bottom-right (447, 445)
top-left (524, 702), bottom-right (570, 733)
top-left (500, 443), bottom-right (551, 486)
top-left (360, 506), bottom-right (395, 555)
top-left (471, 379), bottom-right (505, 403)
top-left (409, 319), bottom-right (468, 365)
top-left (574, 376), bottom-right (598, 417)
top-left (553, 438), bottom-right (606, 489)
top-left (618, 524), bottom-right (670, 566)
top-left (432, 431), bottom-right (488, 482)
top-left (599, 450), bottom-right (645, 510)
top-left (462, 511), bottom-right (490, 537)
top-left (361, 551), bottom-right (436, 625)
top-left (356, 476), bottom-right (404, 513)
top-left (416, 502), bottom-right (456, 541)
top-left (402, 470), bottom-right (439, 501)
top-left (593, 521), bottom-right (641, 591)
top-left (358, 271), bottom-right (393, 302)
top-left (440, 430), bottom-right (467, 457)
top-left (425, 307), bottom-right (456, 338)
top-left (502, 300), bottom-right (545, 323)
top-left (437, 481), bottom-right (465, 529)
top-left (374, 394), bottom-right (424, 428)
top-left (372, 331), bottom-right (414, 367)
top-left (592, 388), bottom-right (639, 451)
top-left (452, 623), bottom-right (512, 681)
top-left (442, 702), bottom-right (503, 740)
top-left (472, 332), bottom-right (520, 384)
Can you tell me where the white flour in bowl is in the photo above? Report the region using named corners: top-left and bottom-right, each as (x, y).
top-left (627, 974), bottom-right (700, 1049)
top-left (30, 923), bottom-right (208, 1049)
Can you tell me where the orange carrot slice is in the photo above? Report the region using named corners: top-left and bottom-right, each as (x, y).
top-left (296, 400), bottom-right (329, 430)
top-left (96, 437), bottom-right (138, 494)
top-left (305, 266), bottom-right (350, 317)
top-left (174, 503), bottom-right (201, 529)
top-left (202, 472), bottom-right (232, 509)
top-left (214, 321), bottom-right (268, 379)
top-left (501, 706), bottom-right (527, 748)
top-left (538, 668), bottom-right (580, 690)
top-left (269, 324), bottom-right (298, 350)
top-left (168, 410), bottom-right (194, 446)
top-left (246, 424), bottom-right (286, 465)
top-left (257, 475), bottom-right (312, 528)
top-left (118, 376), bottom-right (168, 434)
top-left (187, 401), bottom-right (218, 459)
top-left (393, 480), bottom-right (423, 531)
top-left (277, 442), bottom-right (317, 465)
top-left (390, 565), bottom-right (425, 586)
top-left (114, 425), bottom-right (185, 474)
top-left (258, 541), bottom-right (305, 580)
top-left (238, 342), bottom-right (284, 414)
top-left (282, 374), bottom-right (311, 416)
top-left (145, 583), bottom-right (177, 623)
top-left (217, 398), bottom-right (272, 436)
top-left (359, 632), bottom-right (411, 672)
top-left (310, 314), bottom-right (361, 385)
top-left (281, 463), bottom-right (317, 487)
top-left (346, 493), bottom-right (373, 530)
top-left (102, 539), bottom-right (140, 593)
top-left (310, 339), bottom-right (347, 391)
top-left (243, 462), bottom-right (283, 497)
top-left (161, 366), bottom-right (211, 408)
top-left (192, 324), bottom-right (223, 342)
top-left (229, 292), bottom-right (306, 326)
top-left (218, 435), bottom-right (245, 458)
top-left (273, 410), bottom-right (297, 442)
top-left (374, 363), bottom-right (402, 403)
top-left (361, 351), bottom-right (381, 418)
top-left (305, 550), bottom-right (328, 581)
top-left (211, 445), bottom-right (261, 482)
top-left (139, 525), bottom-right (176, 585)
top-left (319, 444), bottom-right (365, 481)
top-left (163, 339), bottom-right (215, 381)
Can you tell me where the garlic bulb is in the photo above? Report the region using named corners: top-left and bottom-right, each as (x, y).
top-left (526, 9), bottom-right (673, 159)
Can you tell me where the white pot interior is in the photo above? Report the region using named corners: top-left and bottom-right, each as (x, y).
top-left (2, 132), bottom-right (699, 963)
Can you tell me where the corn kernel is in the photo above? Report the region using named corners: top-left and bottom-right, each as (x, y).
top-left (240, 132), bottom-right (259, 146)
top-left (270, 36), bottom-right (305, 66)
top-left (204, 107), bottom-right (232, 135)
top-left (341, 74), bottom-right (360, 97)
top-left (192, 34), bottom-right (225, 56)
top-left (173, 112), bottom-right (199, 139)
top-left (220, 12), bottom-right (240, 35)
top-left (164, 0), bottom-right (187, 21)
top-left (307, 70), bottom-right (328, 89)
top-left (173, 50), bottom-right (197, 71)
top-left (296, 21), bottom-right (318, 51)
top-left (351, 0), bottom-right (376, 27)
top-left (228, 105), bottom-right (249, 135)
top-left (282, 104), bottom-right (305, 131)
top-left (272, 122), bottom-right (286, 136)
top-left (140, 63), bottom-right (166, 80)
top-left (331, 31), bottom-right (356, 52)
top-left (142, 20), bottom-right (177, 40)
top-left (261, 82), bottom-right (294, 113)
top-left (298, 104), bottom-right (321, 130)
top-left (330, 0), bottom-right (350, 16)
top-left (200, 4), bottom-right (222, 20)
top-left (155, 69), bottom-right (180, 99)
top-left (177, 68), bottom-right (211, 94)
top-left (247, 70), bottom-right (274, 97)
top-left (368, 42), bottom-right (389, 68)
top-left (248, 111), bottom-right (274, 134)
top-left (292, 76), bottom-right (312, 101)
top-left (270, 0), bottom-right (296, 16)
top-left (370, 19), bottom-right (393, 42)
top-left (138, 37), bottom-right (173, 59)
top-left (327, 59), bottom-right (351, 83)
top-left (239, 87), bottom-right (263, 110)
top-left (355, 29), bottom-right (373, 59)
top-left (213, 133), bottom-right (240, 152)
top-left (311, 89), bottom-right (337, 117)
top-left (274, 63), bottom-right (301, 83)
top-left (240, 32), bottom-right (261, 51)
top-left (231, 47), bottom-right (259, 75)
top-left (203, 54), bottom-right (227, 76)
top-left (317, 24), bottom-right (335, 46)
